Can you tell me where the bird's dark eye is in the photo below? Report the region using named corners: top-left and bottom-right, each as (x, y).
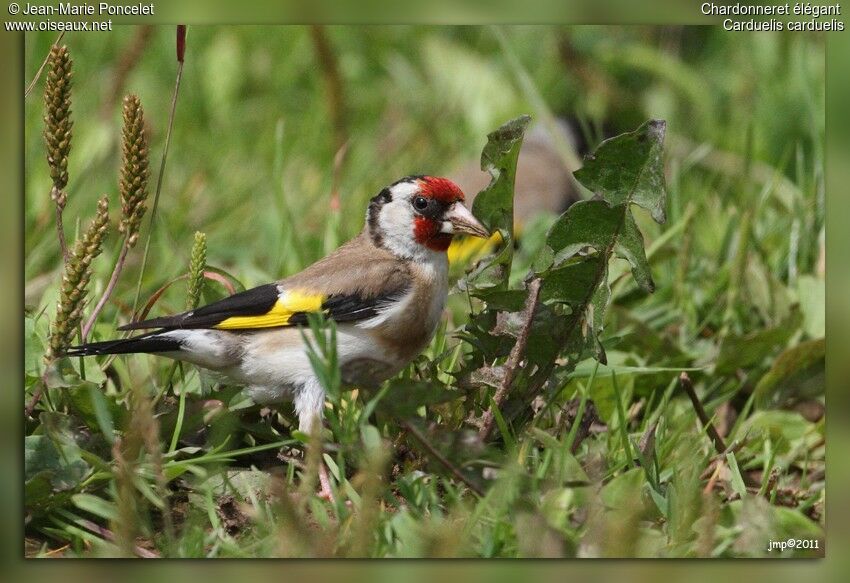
top-left (412, 196), bottom-right (429, 211)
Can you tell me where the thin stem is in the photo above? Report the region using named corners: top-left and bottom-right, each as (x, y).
top-left (81, 238), bottom-right (130, 341)
top-left (478, 277), bottom-right (542, 440)
top-left (24, 31), bottom-right (66, 97)
top-left (565, 361), bottom-right (599, 453)
top-left (54, 192), bottom-right (69, 262)
top-left (401, 419), bottom-right (484, 497)
top-left (167, 364), bottom-right (187, 453)
top-left (25, 376), bottom-right (47, 418)
top-left (679, 372), bottom-right (728, 455)
top-left (611, 370), bottom-right (635, 466)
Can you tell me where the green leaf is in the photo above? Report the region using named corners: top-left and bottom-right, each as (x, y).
top-left (471, 288), bottom-right (528, 312)
top-left (796, 275), bottom-right (824, 339)
top-left (544, 200), bottom-right (625, 268)
top-left (715, 308), bottom-right (803, 374)
top-left (739, 410), bottom-right (813, 456)
top-left (71, 493), bottom-right (119, 522)
top-left (586, 266), bottom-right (611, 364)
top-left (461, 119), bottom-right (665, 447)
top-left (754, 338), bottom-right (825, 407)
top-left (360, 424), bottom-right (382, 453)
top-left (66, 382), bottom-right (125, 442)
top-left (43, 357), bottom-right (84, 389)
top-left (540, 257), bottom-right (605, 305)
top-left (570, 358), bottom-right (702, 378)
top-left (25, 435), bottom-right (89, 493)
top-left (469, 115), bottom-right (531, 290)
top-left (190, 469), bottom-right (274, 500)
top-left (574, 351), bottom-right (637, 425)
top-left (725, 452), bottom-right (748, 499)
top-left (771, 506), bottom-right (824, 543)
top-left (542, 200), bottom-right (654, 293)
top-left (573, 119), bottom-right (668, 224)
top-left (616, 210), bottom-right (655, 293)
top-left (25, 315), bottom-right (44, 378)
top-left (489, 394), bottom-right (516, 450)
top-left (600, 467), bottom-right (645, 511)
top-left (25, 472), bottom-right (55, 509)
top-left (376, 379), bottom-right (463, 417)
top-left (537, 138), bottom-right (666, 363)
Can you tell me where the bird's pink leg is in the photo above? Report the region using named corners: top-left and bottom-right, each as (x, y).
top-left (317, 460), bottom-right (335, 502)
top-left (295, 388), bottom-right (336, 502)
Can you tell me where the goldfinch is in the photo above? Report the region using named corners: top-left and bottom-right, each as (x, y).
top-left (68, 175), bottom-right (488, 437)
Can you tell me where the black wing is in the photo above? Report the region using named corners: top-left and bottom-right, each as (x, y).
top-left (119, 283), bottom-right (407, 331)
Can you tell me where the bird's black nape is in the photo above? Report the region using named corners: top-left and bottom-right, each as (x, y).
top-left (64, 332), bottom-right (182, 357)
top-left (367, 186), bottom-right (393, 248)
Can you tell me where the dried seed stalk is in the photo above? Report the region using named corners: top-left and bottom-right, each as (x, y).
top-left (43, 45), bottom-right (74, 260)
top-left (82, 94), bottom-right (150, 340)
top-left (118, 94), bottom-right (149, 247)
top-left (48, 197), bottom-right (109, 359)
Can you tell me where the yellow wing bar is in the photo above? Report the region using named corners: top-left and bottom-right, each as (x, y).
top-left (214, 290), bottom-right (325, 330)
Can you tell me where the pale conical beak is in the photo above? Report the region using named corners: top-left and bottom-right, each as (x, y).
top-left (442, 202), bottom-right (490, 238)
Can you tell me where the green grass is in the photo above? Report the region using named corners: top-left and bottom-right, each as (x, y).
top-left (24, 26), bottom-right (824, 558)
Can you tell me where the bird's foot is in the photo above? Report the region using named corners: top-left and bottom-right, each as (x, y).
top-left (317, 460), bottom-right (336, 502)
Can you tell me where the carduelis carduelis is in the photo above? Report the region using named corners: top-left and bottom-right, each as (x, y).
top-left (69, 175), bottom-right (488, 437)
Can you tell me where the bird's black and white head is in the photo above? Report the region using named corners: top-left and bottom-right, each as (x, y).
top-left (366, 175), bottom-right (489, 260)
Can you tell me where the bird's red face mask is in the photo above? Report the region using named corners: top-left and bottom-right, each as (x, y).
top-left (411, 177), bottom-right (489, 252)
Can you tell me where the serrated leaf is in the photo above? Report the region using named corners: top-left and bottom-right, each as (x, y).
top-left (471, 288), bottom-right (528, 312)
top-left (538, 203), bottom-right (648, 367)
top-left (544, 200), bottom-right (624, 267)
top-left (586, 265), bottom-right (611, 364)
top-left (574, 119), bottom-right (667, 224)
top-left (43, 357), bottom-right (84, 389)
top-left (469, 115), bottom-right (531, 290)
top-left (616, 210), bottom-right (655, 292)
top-left (524, 303), bottom-right (567, 369)
top-left (542, 199), bottom-right (654, 293)
top-left (540, 257), bottom-right (604, 305)
top-left (25, 435), bottom-right (89, 493)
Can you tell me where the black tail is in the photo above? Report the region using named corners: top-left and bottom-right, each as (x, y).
top-left (65, 331), bottom-right (182, 357)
